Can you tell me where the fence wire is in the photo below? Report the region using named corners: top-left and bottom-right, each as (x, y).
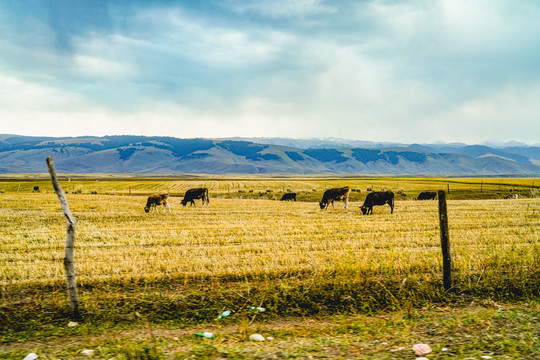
top-left (1, 195), bottom-right (538, 292)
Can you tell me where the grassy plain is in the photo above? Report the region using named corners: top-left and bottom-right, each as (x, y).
top-left (0, 174), bottom-right (538, 200)
top-left (0, 176), bottom-right (539, 358)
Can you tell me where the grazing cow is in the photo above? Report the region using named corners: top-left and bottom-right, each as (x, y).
top-left (360, 191), bottom-right (394, 215)
top-left (144, 194), bottom-right (170, 213)
top-left (181, 188), bottom-right (209, 207)
top-left (319, 186), bottom-right (351, 209)
top-left (417, 191), bottom-right (436, 200)
top-left (504, 193), bottom-right (518, 199)
top-left (280, 192), bottom-right (297, 201)
top-left (33, 186), bottom-right (40, 192)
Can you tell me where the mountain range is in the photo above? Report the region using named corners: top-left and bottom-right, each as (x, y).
top-left (1, 134), bottom-right (539, 175)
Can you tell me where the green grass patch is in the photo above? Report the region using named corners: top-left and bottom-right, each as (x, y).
top-left (1, 302), bottom-right (538, 359)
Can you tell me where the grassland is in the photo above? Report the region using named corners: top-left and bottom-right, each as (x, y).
top-left (0, 176), bottom-right (539, 358)
top-left (0, 174), bottom-right (538, 200)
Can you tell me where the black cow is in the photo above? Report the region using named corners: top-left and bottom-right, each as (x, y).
top-left (280, 192), bottom-right (297, 201)
top-left (319, 186), bottom-right (351, 209)
top-left (33, 186), bottom-right (40, 192)
top-left (181, 188), bottom-right (209, 207)
top-left (360, 191), bottom-right (394, 215)
top-left (144, 194), bottom-right (170, 213)
top-left (417, 191), bottom-right (436, 200)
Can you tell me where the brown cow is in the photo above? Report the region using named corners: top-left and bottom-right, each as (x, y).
top-left (319, 186), bottom-right (351, 209)
top-left (144, 194), bottom-right (170, 213)
top-left (181, 188), bottom-right (209, 207)
top-left (417, 191), bottom-right (436, 200)
top-left (360, 191), bottom-right (394, 215)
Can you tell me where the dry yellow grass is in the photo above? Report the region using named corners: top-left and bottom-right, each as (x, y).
top-left (1, 191), bottom-right (538, 290)
top-left (0, 176), bottom-right (536, 197)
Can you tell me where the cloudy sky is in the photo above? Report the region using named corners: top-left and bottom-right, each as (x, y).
top-left (1, 0), bottom-right (539, 144)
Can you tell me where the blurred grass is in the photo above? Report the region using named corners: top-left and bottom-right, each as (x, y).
top-left (1, 303), bottom-right (539, 359)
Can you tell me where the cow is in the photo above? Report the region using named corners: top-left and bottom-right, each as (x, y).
top-left (33, 186), bottom-right (40, 192)
top-left (280, 192), bottom-right (297, 201)
top-left (417, 191), bottom-right (436, 200)
top-left (181, 188), bottom-right (209, 207)
top-left (504, 193), bottom-right (518, 199)
top-left (144, 194), bottom-right (170, 213)
top-left (360, 191), bottom-right (394, 215)
top-left (319, 186), bottom-right (351, 209)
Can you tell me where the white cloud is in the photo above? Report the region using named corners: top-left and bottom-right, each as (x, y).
top-left (428, 84), bottom-right (540, 143)
top-left (74, 55), bottom-right (134, 78)
top-left (224, 0), bottom-right (335, 18)
top-left (365, 0), bottom-right (540, 57)
top-left (125, 7), bottom-right (296, 69)
top-left (0, 74), bottom-right (84, 112)
top-left (1, 0), bottom-right (539, 144)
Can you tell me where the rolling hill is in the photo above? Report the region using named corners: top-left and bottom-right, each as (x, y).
top-left (0, 135), bottom-right (539, 175)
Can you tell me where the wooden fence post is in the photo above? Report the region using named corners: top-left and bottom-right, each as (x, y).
top-left (46, 157), bottom-right (79, 319)
top-left (438, 190), bottom-right (453, 291)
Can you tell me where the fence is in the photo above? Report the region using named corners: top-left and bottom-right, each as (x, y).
top-left (1, 173), bottom-right (538, 322)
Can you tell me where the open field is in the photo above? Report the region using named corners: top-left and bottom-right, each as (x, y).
top-left (0, 175), bottom-right (538, 200)
top-left (0, 176), bottom-right (539, 358)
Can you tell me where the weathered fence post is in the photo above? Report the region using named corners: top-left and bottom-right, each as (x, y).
top-left (46, 157), bottom-right (79, 319)
top-left (438, 190), bottom-right (453, 291)
top-left (447, 183), bottom-right (450, 194)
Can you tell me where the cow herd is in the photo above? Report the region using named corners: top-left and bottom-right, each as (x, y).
top-left (145, 185), bottom-right (440, 215)
top-left (144, 188), bottom-right (209, 213)
top-left (318, 186), bottom-right (395, 215)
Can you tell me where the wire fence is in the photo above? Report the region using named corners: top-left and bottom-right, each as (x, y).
top-left (1, 240), bottom-right (536, 286)
top-left (1, 192), bottom-right (538, 300)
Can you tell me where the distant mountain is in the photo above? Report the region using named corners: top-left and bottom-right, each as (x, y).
top-left (407, 144), bottom-right (534, 164)
top-left (0, 135), bottom-right (539, 175)
top-left (218, 137), bottom-right (407, 149)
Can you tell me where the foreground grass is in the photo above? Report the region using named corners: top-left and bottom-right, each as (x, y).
top-left (0, 177), bottom-right (538, 358)
top-left (1, 301), bottom-right (538, 359)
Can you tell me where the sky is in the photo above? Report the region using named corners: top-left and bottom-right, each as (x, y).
top-left (1, 0), bottom-right (539, 145)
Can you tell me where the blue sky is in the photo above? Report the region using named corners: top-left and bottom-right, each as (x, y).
top-left (1, 0), bottom-right (539, 144)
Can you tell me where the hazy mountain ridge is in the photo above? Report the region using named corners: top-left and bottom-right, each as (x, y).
top-left (0, 135), bottom-right (539, 175)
